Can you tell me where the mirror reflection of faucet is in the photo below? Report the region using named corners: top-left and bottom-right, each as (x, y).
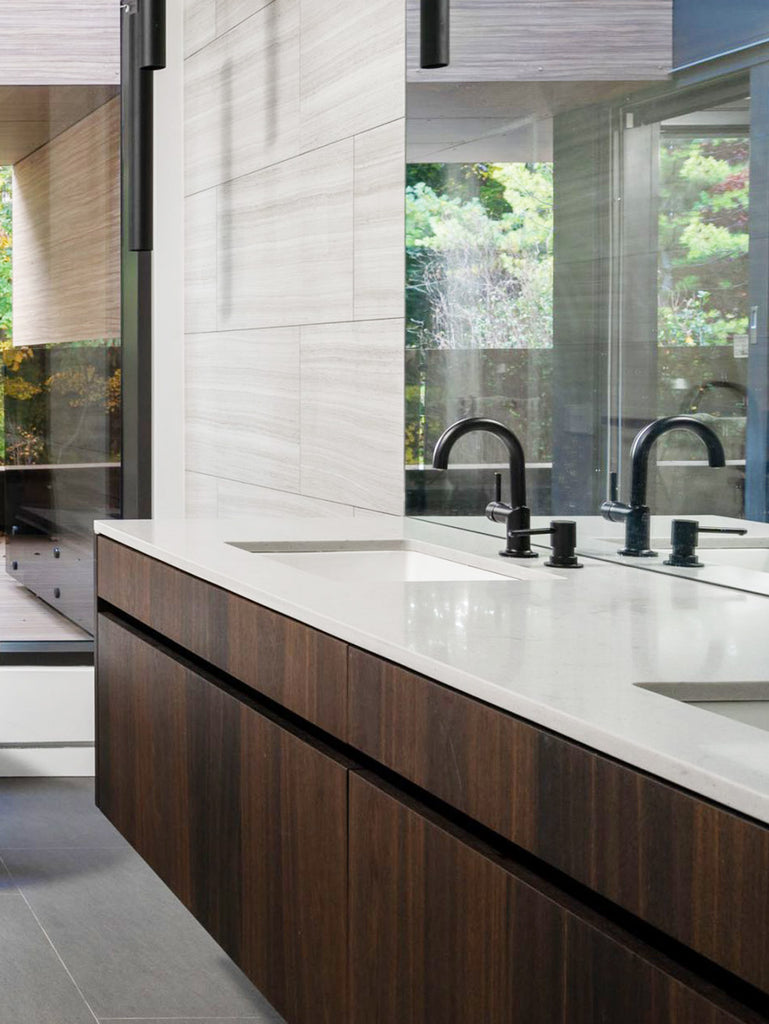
top-left (663, 519), bottom-right (747, 568)
top-left (682, 380), bottom-right (747, 415)
top-left (600, 415), bottom-right (726, 557)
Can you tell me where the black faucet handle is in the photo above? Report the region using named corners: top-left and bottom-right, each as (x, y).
top-left (609, 470), bottom-right (619, 503)
top-left (508, 526), bottom-right (554, 537)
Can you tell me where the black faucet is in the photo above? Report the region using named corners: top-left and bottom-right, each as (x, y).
top-left (432, 417), bottom-right (537, 558)
top-left (601, 415), bottom-right (726, 557)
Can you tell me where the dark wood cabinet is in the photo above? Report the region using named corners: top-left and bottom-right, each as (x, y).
top-left (96, 539), bottom-right (769, 1024)
top-left (348, 647), bottom-right (769, 994)
top-left (348, 771), bottom-right (762, 1024)
top-left (97, 537), bottom-right (348, 738)
top-left (96, 611), bottom-right (349, 1024)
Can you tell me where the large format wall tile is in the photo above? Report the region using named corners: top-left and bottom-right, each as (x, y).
top-left (185, 188), bottom-right (217, 334)
top-left (300, 320), bottom-right (404, 514)
top-left (184, 0), bottom-right (216, 57)
top-left (217, 0), bottom-right (274, 37)
top-left (218, 478), bottom-right (356, 518)
top-left (185, 0), bottom-right (300, 196)
top-left (217, 141), bottom-right (354, 330)
top-left (186, 330), bottom-right (301, 490)
top-left (354, 120), bottom-right (406, 321)
top-left (300, 0), bottom-right (405, 150)
top-left (185, 471), bottom-right (219, 518)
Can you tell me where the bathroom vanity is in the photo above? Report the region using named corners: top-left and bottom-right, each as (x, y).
top-left (94, 517), bottom-right (769, 1024)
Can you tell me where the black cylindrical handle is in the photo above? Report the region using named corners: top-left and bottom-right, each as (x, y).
top-left (664, 519), bottom-right (703, 567)
top-left (494, 472), bottom-right (502, 504)
top-left (509, 520), bottom-right (583, 568)
top-left (126, 0), bottom-right (165, 251)
top-left (420, 0), bottom-right (450, 69)
top-left (547, 520), bottom-right (583, 569)
top-left (139, 0), bottom-right (167, 70)
top-left (128, 63), bottom-right (154, 251)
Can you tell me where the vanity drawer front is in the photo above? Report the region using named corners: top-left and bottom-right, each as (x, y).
top-left (97, 537), bottom-right (348, 739)
top-left (350, 771), bottom-right (761, 1024)
top-left (97, 612), bottom-right (349, 1024)
top-left (348, 648), bottom-right (769, 995)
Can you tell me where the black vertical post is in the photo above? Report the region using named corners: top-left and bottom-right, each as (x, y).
top-left (120, 3), bottom-right (153, 519)
top-left (420, 0), bottom-right (450, 69)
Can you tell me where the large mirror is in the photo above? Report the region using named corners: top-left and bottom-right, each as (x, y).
top-left (404, 61), bottom-right (762, 528)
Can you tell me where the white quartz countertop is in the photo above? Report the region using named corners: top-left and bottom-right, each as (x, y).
top-left (95, 515), bottom-right (769, 825)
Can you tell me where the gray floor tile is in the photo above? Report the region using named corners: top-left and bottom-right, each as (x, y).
top-left (0, 894), bottom-right (96, 1022)
top-left (0, 855), bottom-right (18, 892)
top-left (2, 846), bottom-right (283, 1021)
top-left (0, 778), bottom-right (126, 850)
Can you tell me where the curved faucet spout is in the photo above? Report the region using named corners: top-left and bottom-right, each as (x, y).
top-left (432, 417), bottom-right (535, 558)
top-left (629, 415), bottom-right (726, 509)
top-left (432, 416), bottom-right (527, 508)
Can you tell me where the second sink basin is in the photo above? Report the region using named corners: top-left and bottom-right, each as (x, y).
top-left (637, 681), bottom-right (769, 734)
top-left (228, 539), bottom-right (562, 584)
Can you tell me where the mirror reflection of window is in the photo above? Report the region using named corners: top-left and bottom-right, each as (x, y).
top-left (652, 102), bottom-right (749, 516)
top-left (405, 87), bottom-right (556, 516)
top-left (406, 80), bottom-right (757, 523)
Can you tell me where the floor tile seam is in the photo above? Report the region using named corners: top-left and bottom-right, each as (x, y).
top-left (0, 850), bottom-right (20, 893)
top-left (11, 883), bottom-right (100, 1024)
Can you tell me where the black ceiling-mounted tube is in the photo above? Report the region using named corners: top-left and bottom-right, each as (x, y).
top-left (420, 0), bottom-right (450, 69)
top-left (126, 0), bottom-right (166, 251)
top-left (139, 0), bottom-right (167, 71)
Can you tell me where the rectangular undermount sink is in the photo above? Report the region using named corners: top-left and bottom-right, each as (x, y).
top-left (228, 538), bottom-right (562, 584)
top-left (636, 681), bottom-right (769, 734)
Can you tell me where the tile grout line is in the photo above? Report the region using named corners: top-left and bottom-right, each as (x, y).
top-left (0, 852), bottom-right (101, 1024)
top-left (184, 312), bottom-right (404, 336)
top-left (184, 117), bottom-right (406, 201)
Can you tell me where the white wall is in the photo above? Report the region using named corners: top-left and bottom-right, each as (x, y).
top-left (153, 0), bottom-right (187, 517)
top-left (183, 0), bottom-right (406, 520)
top-left (0, 667), bottom-right (95, 776)
top-left (0, 0), bottom-right (119, 86)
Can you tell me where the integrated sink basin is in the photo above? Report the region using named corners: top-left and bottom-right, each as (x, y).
top-left (637, 681), bottom-right (769, 734)
top-left (228, 538), bottom-right (563, 584)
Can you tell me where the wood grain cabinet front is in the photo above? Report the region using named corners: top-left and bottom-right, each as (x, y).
top-left (96, 537), bottom-right (348, 739)
top-left (348, 647), bottom-right (769, 994)
top-left (349, 771), bottom-right (763, 1024)
top-left (96, 611), bottom-right (349, 1024)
